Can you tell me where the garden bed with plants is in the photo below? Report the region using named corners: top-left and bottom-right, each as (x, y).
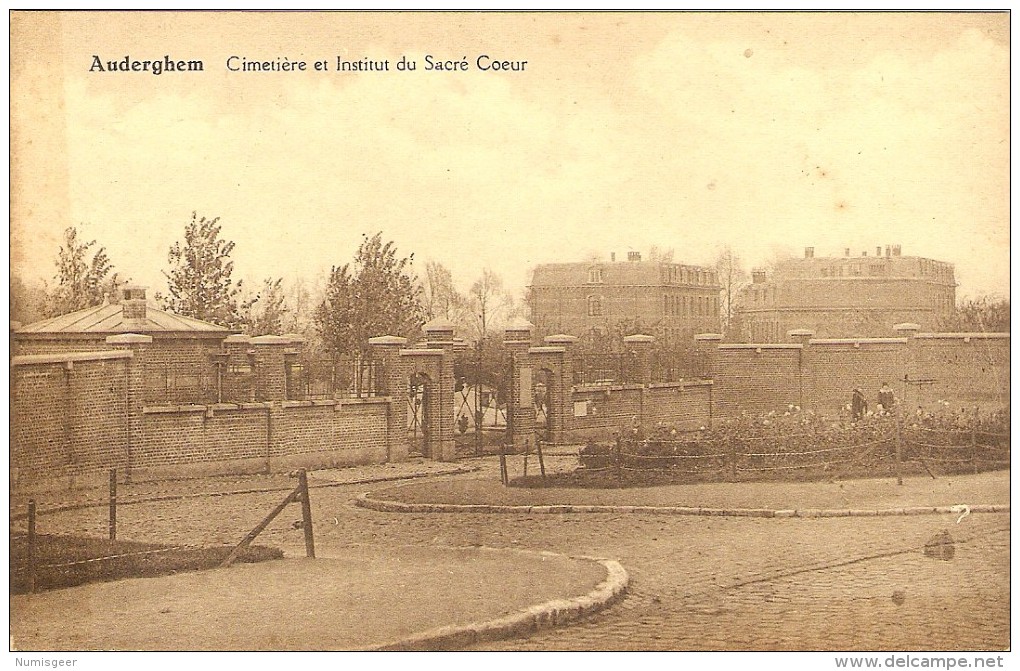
top-left (516, 407), bottom-right (1009, 489)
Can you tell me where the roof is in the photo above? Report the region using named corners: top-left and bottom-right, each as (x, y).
top-left (531, 260), bottom-right (719, 289)
top-left (15, 302), bottom-right (231, 336)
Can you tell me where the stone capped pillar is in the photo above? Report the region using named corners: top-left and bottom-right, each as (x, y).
top-left (541, 334), bottom-right (578, 445)
top-left (694, 333), bottom-right (723, 379)
top-left (249, 335), bottom-right (290, 401)
top-left (423, 318), bottom-right (456, 349)
top-left (787, 328), bottom-right (815, 347)
top-left (623, 334), bottom-right (656, 385)
top-left (369, 335), bottom-right (409, 462)
top-left (223, 334), bottom-right (253, 402)
top-left (281, 334), bottom-right (306, 401)
top-left (106, 333), bottom-right (153, 481)
top-left (504, 319), bottom-right (535, 453)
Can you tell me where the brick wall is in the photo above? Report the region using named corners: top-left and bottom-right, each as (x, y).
top-left (130, 399), bottom-right (391, 481)
top-left (804, 340), bottom-right (907, 416)
top-left (566, 381), bottom-right (713, 440)
top-left (11, 352), bottom-right (131, 489)
top-left (909, 335), bottom-right (1010, 408)
top-left (712, 345), bottom-right (804, 420)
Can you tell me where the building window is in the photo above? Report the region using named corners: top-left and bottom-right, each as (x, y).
top-left (587, 266), bottom-right (603, 284)
top-left (587, 295), bottom-right (603, 317)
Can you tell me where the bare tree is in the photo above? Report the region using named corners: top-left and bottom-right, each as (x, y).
top-left (469, 267), bottom-right (509, 340)
top-left (421, 260), bottom-right (471, 332)
top-left (715, 246), bottom-right (749, 338)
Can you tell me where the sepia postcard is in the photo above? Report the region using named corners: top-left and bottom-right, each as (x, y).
top-left (8, 10), bottom-right (1011, 668)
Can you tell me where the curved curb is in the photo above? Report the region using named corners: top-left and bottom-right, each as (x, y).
top-left (356, 491), bottom-right (1009, 518)
top-left (357, 549), bottom-right (629, 651)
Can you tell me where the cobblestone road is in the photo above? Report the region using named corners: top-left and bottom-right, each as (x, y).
top-left (23, 456), bottom-right (1010, 651)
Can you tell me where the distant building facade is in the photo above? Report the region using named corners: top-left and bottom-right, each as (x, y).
top-left (528, 251), bottom-right (721, 344)
top-left (737, 245), bottom-right (957, 341)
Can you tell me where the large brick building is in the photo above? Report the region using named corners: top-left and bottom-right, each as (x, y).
top-left (528, 252), bottom-right (721, 344)
top-left (737, 245), bottom-right (957, 341)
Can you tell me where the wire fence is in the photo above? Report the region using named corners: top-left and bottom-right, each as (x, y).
top-left (578, 410), bottom-right (1009, 481)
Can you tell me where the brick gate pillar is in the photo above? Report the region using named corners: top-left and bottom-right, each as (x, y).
top-left (623, 334), bottom-right (656, 385)
top-left (222, 334), bottom-right (253, 402)
top-left (504, 319), bottom-right (535, 453)
top-left (106, 333), bottom-right (153, 482)
top-left (537, 334), bottom-right (577, 445)
top-left (422, 319), bottom-right (458, 462)
top-left (369, 335), bottom-right (409, 462)
top-left (694, 333), bottom-right (722, 379)
top-left (250, 335), bottom-right (290, 401)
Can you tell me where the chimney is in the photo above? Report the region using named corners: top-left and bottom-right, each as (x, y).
top-left (752, 269), bottom-right (766, 284)
top-left (862, 251), bottom-right (868, 257)
top-left (892, 245), bottom-right (902, 256)
top-left (628, 251), bottom-right (641, 262)
top-left (611, 252), bottom-right (616, 262)
top-left (844, 248), bottom-right (850, 257)
top-left (804, 247), bottom-right (814, 259)
top-left (876, 246), bottom-right (882, 257)
top-left (121, 285), bottom-right (147, 321)
top-left (885, 245), bottom-right (891, 258)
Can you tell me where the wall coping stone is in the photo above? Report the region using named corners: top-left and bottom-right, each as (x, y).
top-left (250, 335), bottom-right (290, 345)
top-left (400, 348), bottom-right (444, 357)
top-left (914, 332), bottom-right (1010, 340)
top-left (544, 334), bottom-right (578, 344)
top-left (142, 404), bottom-right (207, 415)
top-left (622, 334), bottom-right (656, 344)
top-left (694, 333), bottom-right (723, 341)
top-left (368, 335), bottom-right (408, 346)
top-left (12, 350), bottom-right (133, 366)
top-left (106, 333), bottom-right (153, 345)
top-left (529, 346), bottom-right (566, 354)
top-left (573, 383), bottom-right (644, 393)
top-left (224, 334), bottom-right (252, 344)
top-left (809, 338), bottom-right (908, 346)
top-left (718, 343), bottom-right (803, 350)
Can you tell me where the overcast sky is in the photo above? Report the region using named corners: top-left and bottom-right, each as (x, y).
top-left (10, 11), bottom-right (1010, 303)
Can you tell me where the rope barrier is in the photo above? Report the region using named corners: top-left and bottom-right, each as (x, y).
top-left (736, 458), bottom-right (856, 472)
top-left (908, 440), bottom-right (973, 451)
top-left (27, 545), bottom-right (198, 570)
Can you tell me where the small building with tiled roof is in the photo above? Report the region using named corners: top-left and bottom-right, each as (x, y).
top-left (13, 286), bottom-right (236, 404)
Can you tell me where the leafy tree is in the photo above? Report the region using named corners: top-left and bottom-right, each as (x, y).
top-left (43, 226), bottom-right (120, 317)
top-left (315, 232), bottom-right (423, 356)
top-left (240, 277), bottom-right (288, 336)
top-left (159, 213), bottom-right (253, 329)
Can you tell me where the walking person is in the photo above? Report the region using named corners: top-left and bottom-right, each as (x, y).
top-left (878, 382), bottom-right (896, 414)
top-left (851, 388), bottom-right (868, 421)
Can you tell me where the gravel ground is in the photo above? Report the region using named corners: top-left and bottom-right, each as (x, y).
top-left (12, 456), bottom-right (1010, 651)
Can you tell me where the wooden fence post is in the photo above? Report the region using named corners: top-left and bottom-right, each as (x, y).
top-left (971, 407), bottom-right (979, 475)
top-left (27, 499), bottom-right (37, 594)
top-left (895, 415), bottom-right (903, 486)
top-left (535, 438), bottom-right (546, 480)
top-left (297, 469), bottom-right (315, 559)
top-left (614, 436), bottom-right (623, 483)
top-left (109, 468), bottom-right (117, 541)
top-left (499, 441), bottom-right (509, 486)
